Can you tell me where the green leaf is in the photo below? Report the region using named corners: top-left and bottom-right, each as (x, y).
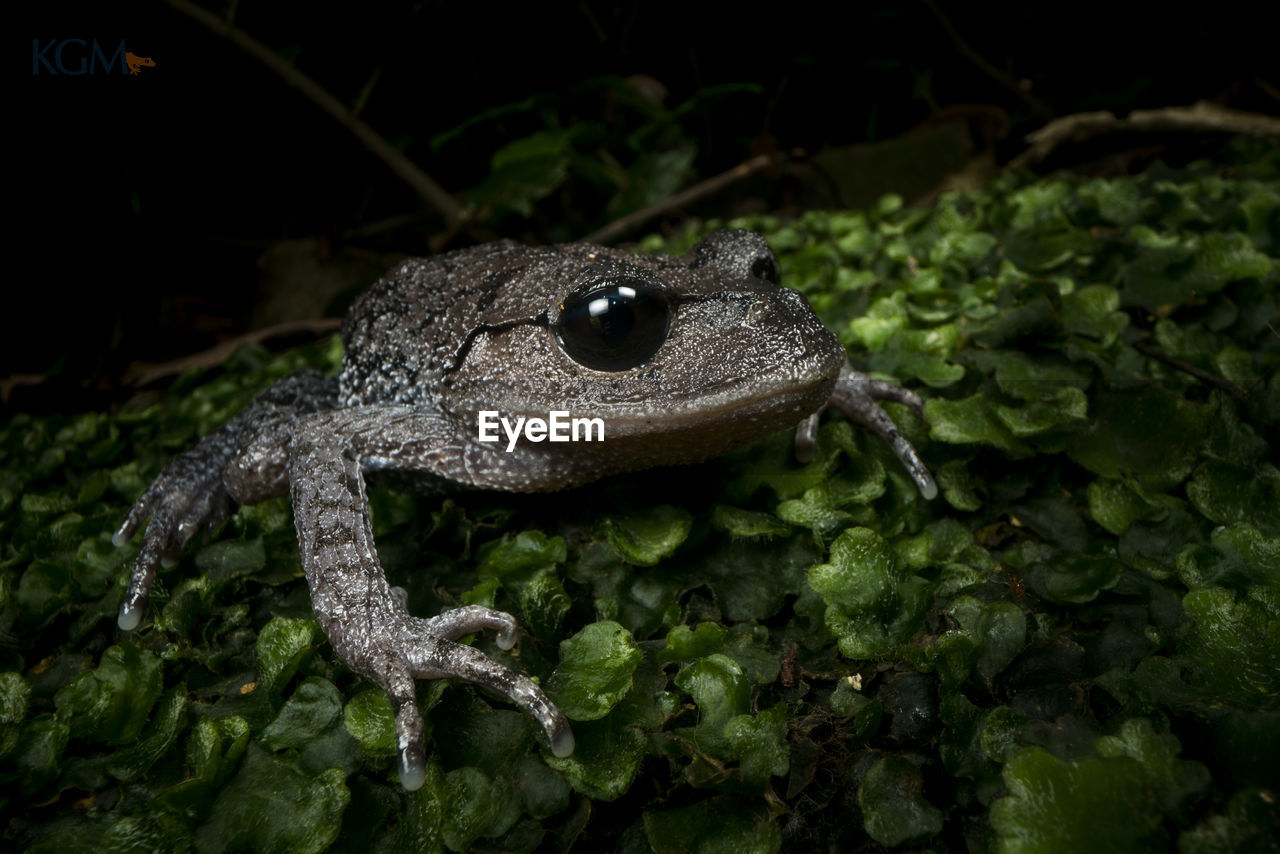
top-left (261, 677), bottom-right (343, 751)
top-left (991, 747), bottom-right (1166, 853)
top-left (724, 703), bottom-right (789, 783)
top-left (54, 641), bottom-right (163, 744)
top-left (807, 526), bottom-right (934, 658)
top-left (468, 130), bottom-right (572, 218)
top-left (981, 706), bottom-right (1029, 764)
top-left (674, 653), bottom-right (750, 754)
top-left (1178, 788), bottom-right (1280, 854)
top-left (478, 530), bottom-right (566, 583)
top-left (0, 671), bottom-right (32, 725)
top-left (659, 622), bottom-right (726, 662)
top-left (926, 395), bottom-right (1022, 452)
top-left (1186, 460), bottom-right (1280, 537)
top-left (1078, 177), bottom-right (1146, 226)
top-left (544, 709), bottom-right (646, 801)
top-left (185, 715), bottom-right (250, 786)
top-left (17, 560), bottom-right (72, 619)
top-left (194, 536), bottom-right (266, 582)
top-left (512, 755), bottom-right (571, 819)
top-left (343, 689), bottom-right (397, 756)
top-left (255, 617), bottom-right (317, 694)
top-left (775, 485), bottom-right (855, 537)
top-left (644, 797), bottom-right (780, 854)
top-left (441, 766), bottom-right (520, 852)
top-left (710, 505), bottom-right (791, 538)
top-left (1068, 388), bottom-right (1207, 492)
top-left (1179, 587), bottom-right (1280, 708)
top-left (948, 596), bottom-right (1027, 683)
top-left (858, 756), bottom-right (944, 846)
top-left (1094, 718), bottom-right (1210, 814)
top-left (518, 573), bottom-right (572, 638)
top-left (548, 621), bottom-right (642, 720)
top-left (808, 527), bottom-right (902, 614)
top-left (1061, 284), bottom-right (1128, 346)
top-left (703, 535), bottom-right (819, 622)
top-left (1035, 554), bottom-right (1125, 604)
top-left (1088, 478), bottom-right (1171, 535)
top-left (13, 717), bottom-right (71, 792)
top-left (1123, 231), bottom-right (1272, 311)
top-left (436, 706), bottom-right (532, 777)
top-left (196, 743), bottom-right (350, 854)
top-left (829, 678), bottom-right (882, 743)
top-left (602, 505), bottom-right (693, 565)
top-left (935, 458), bottom-right (983, 511)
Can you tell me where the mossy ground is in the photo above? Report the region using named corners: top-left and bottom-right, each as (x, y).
top-left (2, 140), bottom-right (1278, 852)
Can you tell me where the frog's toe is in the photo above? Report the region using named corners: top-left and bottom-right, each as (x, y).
top-left (385, 674), bottom-right (429, 791)
top-left (117, 513), bottom-right (169, 630)
top-left (405, 634), bottom-right (573, 763)
top-left (419, 605), bottom-right (521, 649)
top-left (831, 381), bottom-right (935, 499)
top-left (859, 375), bottom-right (925, 412)
top-left (549, 725), bottom-right (575, 758)
top-left (116, 478), bottom-right (231, 631)
top-left (793, 411), bottom-right (822, 463)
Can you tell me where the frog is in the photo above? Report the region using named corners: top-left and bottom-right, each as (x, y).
top-left (114, 229), bottom-right (935, 791)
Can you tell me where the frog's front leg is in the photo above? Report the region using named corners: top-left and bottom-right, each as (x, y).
top-left (289, 407), bottom-right (573, 791)
top-left (115, 370), bottom-right (340, 629)
top-left (796, 362), bottom-right (938, 499)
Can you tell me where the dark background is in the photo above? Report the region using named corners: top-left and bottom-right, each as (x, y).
top-left (13, 1), bottom-right (1275, 409)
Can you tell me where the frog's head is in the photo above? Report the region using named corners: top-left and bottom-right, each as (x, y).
top-left (445, 230), bottom-right (846, 470)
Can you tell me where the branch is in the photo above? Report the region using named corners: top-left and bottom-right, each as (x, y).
top-left (1010, 102), bottom-right (1280, 169)
top-left (1133, 341), bottom-right (1249, 400)
top-left (581, 151), bottom-right (795, 245)
top-left (126, 318), bottom-right (342, 387)
top-left (921, 0), bottom-right (1054, 121)
top-left (160, 0), bottom-right (466, 227)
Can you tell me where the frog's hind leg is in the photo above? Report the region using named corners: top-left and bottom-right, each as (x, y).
top-left (113, 370), bottom-right (339, 630)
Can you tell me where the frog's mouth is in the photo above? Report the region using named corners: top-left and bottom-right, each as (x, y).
top-left (598, 369), bottom-right (837, 439)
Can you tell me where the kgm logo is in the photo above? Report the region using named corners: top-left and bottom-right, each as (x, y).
top-left (32, 39), bottom-right (155, 76)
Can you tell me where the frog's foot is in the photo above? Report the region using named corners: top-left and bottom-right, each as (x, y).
top-left (351, 605), bottom-right (574, 791)
top-left (113, 447), bottom-right (235, 630)
top-left (799, 365), bottom-right (937, 499)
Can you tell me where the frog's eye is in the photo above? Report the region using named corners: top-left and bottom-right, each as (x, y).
top-left (554, 280), bottom-right (672, 371)
top-left (751, 255), bottom-right (781, 285)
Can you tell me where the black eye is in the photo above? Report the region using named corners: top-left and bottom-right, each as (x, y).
top-left (554, 280), bottom-right (672, 371)
top-left (751, 255), bottom-right (781, 285)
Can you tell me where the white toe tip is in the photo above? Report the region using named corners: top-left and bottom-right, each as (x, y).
top-left (920, 475), bottom-right (938, 501)
top-left (496, 629), bottom-right (517, 651)
top-left (117, 606), bottom-right (142, 631)
top-left (550, 727), bottom-right (575, 759)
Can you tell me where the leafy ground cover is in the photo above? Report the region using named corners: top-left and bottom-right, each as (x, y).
top-left (2, 139), bottom-right (1278, 852)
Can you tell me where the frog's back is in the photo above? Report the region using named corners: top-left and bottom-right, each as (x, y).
top-left (338, 241), bottom-right (531, 406)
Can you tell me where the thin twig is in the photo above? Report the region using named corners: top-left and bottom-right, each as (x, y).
top-left (1133, 341), bottom-right (1249, 400)
top-left (921, 0), bottom-right (1054, 121)
top-left (1010, 102), bottom-right (1280, 169)
top-left (127, 318), bottom-right (343, 388)
top-left (160, 0), bottom-right (466, 227)
top-left (581, 151), bottom-right (795, 245)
